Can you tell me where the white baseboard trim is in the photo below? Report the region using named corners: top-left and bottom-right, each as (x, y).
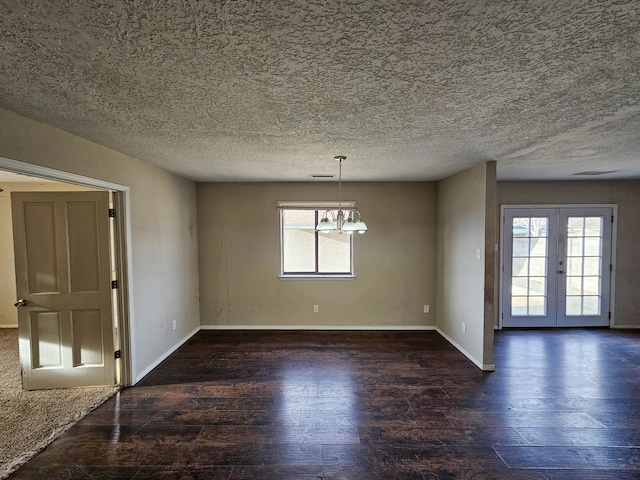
top-left (134, 326), bottom-right (200, 384)
top-left (436, 327), bottom-right (495, 371)
top-left (200, 324), bottom-right (437, 331)
top-left (0, 324), bottom-right (18, 329)
top-left (611, 325), bottom-right (640, 329)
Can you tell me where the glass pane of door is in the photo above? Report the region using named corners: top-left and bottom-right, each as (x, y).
top-left (510, 216), bottom-right (549, 316)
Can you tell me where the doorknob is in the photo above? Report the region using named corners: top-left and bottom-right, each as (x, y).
top-left (557, 270), bottom-right (566, 275)
top-left (14, 299), bottom-right (28, 307)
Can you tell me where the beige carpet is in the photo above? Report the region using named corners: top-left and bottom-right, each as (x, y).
top-left (0, 328), bottom-right (118, 479)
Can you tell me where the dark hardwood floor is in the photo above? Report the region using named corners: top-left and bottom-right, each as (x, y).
top-left (9, 329), bottom-right (640, 479)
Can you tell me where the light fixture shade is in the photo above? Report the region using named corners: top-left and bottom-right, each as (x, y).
top-left (316, 216), bottom-right (336, 232)
top-left (343, 225), bottom-right (357, 234)
top-left (342, 213), bottom-right (358, 234)
top-left (355, 219), bottom-right (368, 234)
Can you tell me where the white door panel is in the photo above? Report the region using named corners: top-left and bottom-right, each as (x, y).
top-left (12, 191), bottom-right (115, 390)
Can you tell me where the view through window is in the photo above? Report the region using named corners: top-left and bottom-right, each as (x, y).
top-left (281, 209), bottom-right (352, 276)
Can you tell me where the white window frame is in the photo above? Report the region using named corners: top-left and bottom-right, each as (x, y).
top-left (278, 201), bottom-right (356, 279)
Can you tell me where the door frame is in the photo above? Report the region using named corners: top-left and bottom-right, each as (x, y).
top-left (0, 156), bottom-right (134, 386)
top-left (499, 204), bottom-right (618, 330)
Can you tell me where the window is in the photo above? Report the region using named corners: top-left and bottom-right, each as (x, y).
top-left (280, 208), bottom-right (353, 277)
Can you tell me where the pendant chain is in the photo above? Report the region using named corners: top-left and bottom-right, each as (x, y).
top-left (338, 158), bottom-right (342, 210)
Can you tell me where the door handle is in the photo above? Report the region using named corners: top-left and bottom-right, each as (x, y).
top-left (14, 299), bottom-right (28, 307)
top-left (557, 270), bottom-right (566, 275)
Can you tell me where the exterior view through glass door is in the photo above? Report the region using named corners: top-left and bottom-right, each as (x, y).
top-left (502, 207), bottom-right (613, 328)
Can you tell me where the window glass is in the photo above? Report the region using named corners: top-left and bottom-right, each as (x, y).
top-left (282, 210), bottom-right (315, 273)
top-left (281, 209), bottom-right (353, 276)
top-left (318, 229), bottom-right (351, 273)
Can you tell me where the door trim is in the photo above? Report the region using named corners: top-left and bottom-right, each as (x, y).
top-left (0, 156), bottom-right (134, 386)
top-left (499, 204), bottom-right (617, 329)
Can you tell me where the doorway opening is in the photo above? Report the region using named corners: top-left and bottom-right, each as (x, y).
top-left (500, 205), bottom-right (616, 328)
top-left (0, 157), bottom-right (132, 387)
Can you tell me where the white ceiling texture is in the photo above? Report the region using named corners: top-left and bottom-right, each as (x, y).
top-left (1, 1), bottom-right (639, 182)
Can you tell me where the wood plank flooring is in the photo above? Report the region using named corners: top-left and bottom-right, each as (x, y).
top-left (9, 329), bottom-right (640, 479)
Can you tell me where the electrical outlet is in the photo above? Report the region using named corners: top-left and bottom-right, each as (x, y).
top-left (461, 322), bottom-right (466, 333)
top-left (172, 320), bottom-right (177, 330)
top-left (423, 305), bottom-right (430, 314)
top-left (313, 305), bottom-right (319, 313)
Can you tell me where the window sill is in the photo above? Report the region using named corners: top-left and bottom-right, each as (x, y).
top-left (279, 274), bottom-right (356, 280)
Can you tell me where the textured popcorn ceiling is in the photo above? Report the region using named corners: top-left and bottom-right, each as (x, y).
top-left (0, 0), bottom-right (639, 181)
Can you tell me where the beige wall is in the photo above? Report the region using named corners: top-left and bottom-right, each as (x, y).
top-left (0, 107), bottom-right (200, 383)
top-left (436, 162), bottom-right (496, 370)
top-left (197, 182), bottom-right (437, 328)
top-left (0, 181), bottom-right (95, 327)
top-left (498, 180), bottom-right (640, 327)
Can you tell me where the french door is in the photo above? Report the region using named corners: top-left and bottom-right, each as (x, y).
top-left (502, 207), bottom-right (613, 328)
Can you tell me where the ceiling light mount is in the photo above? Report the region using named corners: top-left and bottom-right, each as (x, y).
top-left (316, 156), bottom-right (368, 235)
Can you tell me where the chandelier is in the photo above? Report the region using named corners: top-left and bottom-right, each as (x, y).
top-left (316, 156), bottom-right (368, 234)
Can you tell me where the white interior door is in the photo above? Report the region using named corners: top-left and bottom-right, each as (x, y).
top-left (502, 207), bottom-right (613, 328)
top-left (12, 191), bottom-right (116, 390)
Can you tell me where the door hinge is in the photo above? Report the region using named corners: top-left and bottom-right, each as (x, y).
top-left (611, 215), bottom-right (614, 223)
top-left (610, 264), bottom-right (613, 272)
top-left (114, 350), bottom-right (121, 359)
top-left (111, 280), bottom-right (118, 289)
top-left (608, 312), bottom-right (611, 320)
top-left (108, 208), bottom-right (115, 218)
